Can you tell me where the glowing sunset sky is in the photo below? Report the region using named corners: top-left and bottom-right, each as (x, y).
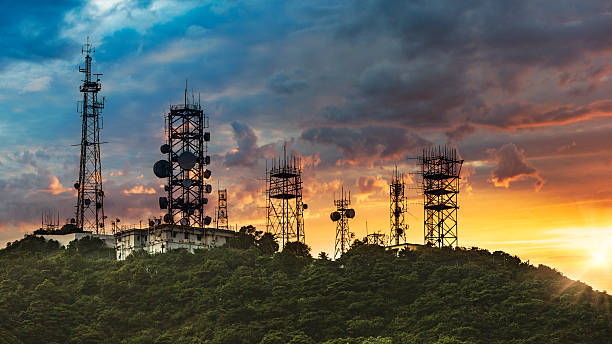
top-left (1, 1), bottom-right (612, 292)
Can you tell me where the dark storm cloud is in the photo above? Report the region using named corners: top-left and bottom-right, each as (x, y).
top-left (267, 71), bottom-right (308, 95)
top-left (224, 121), bottom-right (276, 167)
top-left (300, 126), bottom-right (430, 164)
top-left (489, 143), bottom-right (544, 190)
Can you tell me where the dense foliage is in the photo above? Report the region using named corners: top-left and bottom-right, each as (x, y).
top-left (0, 235), bottom-right (610, 344)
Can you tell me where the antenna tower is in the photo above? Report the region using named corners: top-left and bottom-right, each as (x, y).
top-left (41, 210), bottom-right (61, 231)
top-left (331, 187), bottom-right (355, 259)
top-left (265, 146), bottom-right (306, 248)
top-left (154, 83), bottom-right (212, 227)
top-left (217, 189), bottom-right (228, 229)
top-left (389, 166), bottom-right (408, 246)
top-left (419, 146), bottom-right (463, 248)
top-left (74, 38), bottom-right (106, 234)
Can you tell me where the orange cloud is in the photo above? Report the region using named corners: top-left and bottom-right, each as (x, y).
top-left (122, 185), bottom-right (157, 195)
top-left (43, 175), bottom-right (71, 195)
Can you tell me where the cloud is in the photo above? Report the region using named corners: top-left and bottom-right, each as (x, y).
top-left (267, 71), bottom-right (308, 95)
top-left (122, 185), bottom-right (157, 195)
top-left (300, 126), bottom-right (430, 165)
top-left (22, 76), bottom-right (52, 92)
top-left (488, 143), bottom-right (545, 190)
top-left (224, 121), bottom-right (276, 167)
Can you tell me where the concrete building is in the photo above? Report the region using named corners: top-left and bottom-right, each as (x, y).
top-left (115, 224), bottom-right (236, 260)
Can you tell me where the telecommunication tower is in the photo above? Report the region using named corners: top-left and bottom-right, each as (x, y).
top-left (41, 210), bottom-right (60, 231)
top-left (154, 84), bottom-right (212, 227)
top-left (330, 187), bottom-right (355, 259)
top-left (217, 189), bottom-right (228, 230)
top-left (419, 146), bottom-right (463, 248)
top-left (74, 39), bottom-right (106, 234)
top-left (265, 148), bottom-right (307, 248)
top-left (389, 166), bottom-right (408, 246)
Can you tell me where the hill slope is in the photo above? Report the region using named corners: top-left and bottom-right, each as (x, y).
top-left (0, 235), bottom-right (610, 344)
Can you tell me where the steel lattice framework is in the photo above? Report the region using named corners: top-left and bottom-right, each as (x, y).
top-left (333, 189), bottom-right (353, 259)
top-left (75, 40), bottom-right (106, 234)
top-left (163, 91), bottom-right (212, 227)
top-left (389, 166), bottom-right (408, 246)
top-left (217, 189), bottom-right (228, 229)
top-left (419, 146), bottom-right (463, 248)
top-left (266, 152), bottom-right (305, 248)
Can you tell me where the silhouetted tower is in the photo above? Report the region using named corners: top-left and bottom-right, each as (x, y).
top-left (390, 166), bottom-right (408, 246)
top-left (331, 187), bottom-right (355, 259)
top-left (75, 39), bottom-right (106, 234)
top-left (419, 146), bottom-right (463, 248)
top-left (154, 83), bottom-right (212, 227)
top-left (41, 210), bottom-right (60, 231)
top-left (266, 147), bottom-right (306, 248)
top-left (217, 189), bottom-right (228, 230)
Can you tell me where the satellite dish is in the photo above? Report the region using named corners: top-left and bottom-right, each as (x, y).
top-left (180, 218), bottom-right (189, 226)
top-left (149, 220), bottom-right (155, 227)
top-left (205, 184), bottom-right (212, 193)
top-left (73, 182), bottom-right (79, 190)
top-left (345, 208), bottom-right (355, 218)
top-left (159, 197), bottom-right (168, 209)
top-left (153, 160), bottom-right (171, 178)
top-left (397, 227), bottom-right (404, 235)
top-left (203, 169), bottom-right (212, 179)
top-left (330, 211), bottom-right (341, 221)
top-left (160, 144), bottom-right (171, 154)
top-left (84, 199), bottom-right (91, 206)
top-left (96, 202), bottom-right (102, 209)
top-left (178, 151), bottom-right (197, 170)
top-left (164, 185), bottom-right (169, 192)
top-left (204, 132), bottom-right (210, 141)
top-left (70, 218), bottom-right (76, 224)
top-left (204, 156), bottom-right (211, 165)
top-left (204, 216), bottom-right (212, 225)
top-left (303, 203), bottom-right (308, 210)
top-left (202, 198), bottom-right (208, 205)
top-left (183, 179), bottom-right (193, 187)
top-left (163, 214), bottom-right (172, 223)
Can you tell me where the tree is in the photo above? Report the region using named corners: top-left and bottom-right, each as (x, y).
top-left (282, 241), bottom-right (312, 258)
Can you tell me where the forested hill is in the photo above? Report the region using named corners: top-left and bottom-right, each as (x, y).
top-left (0, 235), bottom-right (611, 344)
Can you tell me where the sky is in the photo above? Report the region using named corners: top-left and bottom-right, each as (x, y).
top-left (1, 0), bottom-right (612, 292)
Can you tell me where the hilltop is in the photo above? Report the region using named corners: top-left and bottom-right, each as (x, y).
top-left (0, 235), bottom-right (610, 344)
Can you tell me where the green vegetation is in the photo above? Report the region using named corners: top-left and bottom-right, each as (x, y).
top-left (0, 234), bottom-right (610, 343)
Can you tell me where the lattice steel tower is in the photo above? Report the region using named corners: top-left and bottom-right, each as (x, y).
top-left (217, 189), bottom-right (228, 230)
top-left (390, 166), bottom-right (408, 246)
top-left (75, 40), bottom-right (106, 234)
top-left (154, 85), bottom-right (212, 227)
top-left (419, 146), bottom-right (463, 248)
top-left (331, 188), bottom-right (355, 259)
top-left (265, 148), bottom-right (306, 248)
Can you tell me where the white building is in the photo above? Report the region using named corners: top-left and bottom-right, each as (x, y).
top-left (38, 232), bottom-right (115, 248)
top-left (115, 224), bottom-right (236, 260)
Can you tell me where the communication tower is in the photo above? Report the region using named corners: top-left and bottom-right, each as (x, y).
top-left (74, 39), bottom-right (106, 234)
top-left (331, 187), bottom-right (355, 259)
top-left (154, 84), bottom-right (212, 227)
top-left (265, 147), bottom-right (307, 248)
top-left (41, 210), bottom-right (60, 231)
top-left (419, 146), bottom-right (463, 248)
top-left (390, 166), bottom-right (408, 246)
top-left (365, 232), bottom-right (386, 246)
top-left (217, 189), bottom-right (228, 230)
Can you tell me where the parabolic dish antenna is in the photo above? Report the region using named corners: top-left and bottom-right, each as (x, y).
top-left (330, 211), bottom-right (341, 221)
top-left (178, 151), bottom-right (197, 170)
top-left (345, 208), bottom-right (355, 218)
top-left (153, 160), bottom-right (172, 178)
top-left (160, 144), bottom-right (171, 154)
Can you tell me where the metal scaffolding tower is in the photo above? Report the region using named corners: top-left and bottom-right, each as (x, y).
top-left (154, 84), bottom-right (212, 227)
top-left (331, 187), bottom-right (355, 259)
top-left (74, 39), bottom-right (106, 234)
top-left (390, 166), bottom-right (408, 246)
top-left (419, 146), bottom-right (463, 248)
top-left (217, 189), bottom-right (228, 230)
top-left (265, 148), bottom-right (306, 248)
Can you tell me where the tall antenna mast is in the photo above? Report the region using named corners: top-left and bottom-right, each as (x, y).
top-left (74, 37), bottom-right (106, 234)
